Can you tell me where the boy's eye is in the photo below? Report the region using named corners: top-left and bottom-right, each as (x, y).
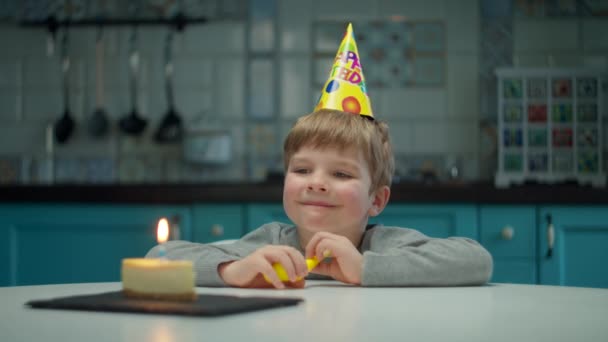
top-left (292, 168), bottom-right (310, 174)
top-left (334, 171), bottom-right (352, 179)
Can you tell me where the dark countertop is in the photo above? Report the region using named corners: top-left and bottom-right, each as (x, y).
top-left (1, 182), bottom-right (607, 204)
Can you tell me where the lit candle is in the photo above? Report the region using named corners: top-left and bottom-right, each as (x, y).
top-left (157, 217), bottom-right (169, 259)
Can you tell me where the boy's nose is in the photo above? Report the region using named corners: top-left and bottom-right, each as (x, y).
top-left (307, 177), bottom-right (327, 192)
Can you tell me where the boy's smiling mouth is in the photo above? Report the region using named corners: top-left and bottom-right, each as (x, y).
top-left (300, 200), bottom-right (336, 208)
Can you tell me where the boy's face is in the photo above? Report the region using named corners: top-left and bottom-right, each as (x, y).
top-left (283, 144), bottom-right (379, 235)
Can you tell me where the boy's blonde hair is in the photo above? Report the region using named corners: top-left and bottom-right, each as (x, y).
top-left (283, 109), bottom-right (394, 192)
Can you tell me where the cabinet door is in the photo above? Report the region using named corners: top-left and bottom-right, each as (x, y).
top-left (191, 204), bottom-right (244, 243)
top-left (539, 206), bottom-right (608, 288)
top-left (0, 204), bottom-right (191, 286)
top-left (246, 204), bottom-right (292, 233)
top-left (480, 205), bottom-right (537, 284)
top-left (371, 204), bottom-right (478, 239)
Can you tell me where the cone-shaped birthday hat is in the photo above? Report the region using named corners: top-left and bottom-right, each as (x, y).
top-left (314, 23), bottom-right (373, 118)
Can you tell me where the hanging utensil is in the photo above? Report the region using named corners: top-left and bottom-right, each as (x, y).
top-left (154, 29), bottom-right (183, 143)
top-left (118, 26), bottom-right (147, 136)
top-left (87, 26), bottom-right (110, 138)
top-left (53, 29), bottom-right (75, 144)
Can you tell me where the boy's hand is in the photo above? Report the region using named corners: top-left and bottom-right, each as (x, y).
top-left (218, 245), bottom-right (308, 289)
top-left (305, 232), bottom-right (363, 285)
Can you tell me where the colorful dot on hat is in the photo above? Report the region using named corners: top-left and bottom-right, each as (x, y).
top-left (325, 80), bottom-right (340, 93)
top-left (342, 96), bottom-right (361, 114)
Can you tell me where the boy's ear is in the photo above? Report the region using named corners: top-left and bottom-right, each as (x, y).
top-left (368, 185), bottom-right (391, 217)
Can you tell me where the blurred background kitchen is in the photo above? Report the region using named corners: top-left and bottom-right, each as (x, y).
top-left (0, 0), bottom-right (604, 185)
top-left (1, 0), bottom-right (608, 288)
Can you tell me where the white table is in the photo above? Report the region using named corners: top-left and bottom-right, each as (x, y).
top-left (1, 281), bottom-right (607, 342)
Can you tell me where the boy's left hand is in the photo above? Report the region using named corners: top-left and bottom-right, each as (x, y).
top-left (305, 232), bottom-right (363, 285)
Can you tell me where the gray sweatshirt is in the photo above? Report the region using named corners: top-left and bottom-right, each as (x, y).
top-left (146, 222), bottom-right (493, 287)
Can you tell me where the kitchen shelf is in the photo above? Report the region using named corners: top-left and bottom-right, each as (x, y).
top-left (495, 67), bottom-right (606, 188)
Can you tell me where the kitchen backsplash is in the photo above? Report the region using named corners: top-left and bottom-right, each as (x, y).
top-left (0, 0), bottom-right (607, 185)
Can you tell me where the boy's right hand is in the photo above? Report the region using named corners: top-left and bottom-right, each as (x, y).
top-left (218, 245), bottom-right (309, 289)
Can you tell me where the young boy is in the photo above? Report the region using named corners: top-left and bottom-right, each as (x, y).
top-left (146, 24), bottom-right (493, 289)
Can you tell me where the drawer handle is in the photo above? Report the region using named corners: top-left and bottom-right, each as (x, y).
top-left (211, 224), bottom-right (224, 237)
top-left (546, 214), bottom-right (554, 258)
top-left (501, 226), bottom-right (514, 240)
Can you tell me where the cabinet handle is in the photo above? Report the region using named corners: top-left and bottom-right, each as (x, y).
top-left (546, 214), bottom-right (554, 258)
top-left (211, 224), bottom-right (224, 237)
top-left (501, 226), bottom-right (514, 240)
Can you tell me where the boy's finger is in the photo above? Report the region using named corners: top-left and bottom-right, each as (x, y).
top-left (260, 263), bottom-right (285, 289)
top-left (315, 240), bottom-right (333, 263)
top-left (282, 247), bottom-right (308, 278)
top-left (304, 233), bottom-right (322, 258)
top-left (286, 278), bottom-right (306, 289)
top-left (268, 252), bottom-right (298, 282)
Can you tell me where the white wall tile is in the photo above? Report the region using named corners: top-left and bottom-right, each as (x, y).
top-left (604, 123), bottom-right (608, 151)
top-left (0, 60), bottom-right (18, 87)
top-left (378, 0), bottom-right (445, 19)
top-left (171, 88), bottom-right (214, 123)
top-left (583, 55), bottom-right (608, 69)
top-left (250, 20), bottom-right (275, 52)
top-left (215, 58), bottom-right (245, 118)
top-left (249, 59), bottom-right (274, 119)
top-left (0, 27), bottom-right (46, 58)
top-left (446, 0), bottom-right (479, 53)
top-left (513, 52), bottom-right (585, 67)
top-left (547, 53), bottom-right (584, 67)
top-left (513, 52), bottom-right (551, 67)
top-left (24, 57), bottom-right (61, 87)
top-left (412, 121), bottom-right (448, 153)
top-left (23, 88), bottom-right (63, 122)
top-left (136, 27), bottom-right (169, 56)
top-left (184, 22), bottom-right (245, 55)
top-left (0, 88), bottom-right (18, 122)
top-left (0, 123), bottom-right (46, 155)
top-left (387, 122), bottom-right (414, 154)
top-left (583, 19), bottom-right (608, 51)
top-left (279, 0), bottom-right (313, 52)
top-left (447, 53), bottom-right (479, 119)
top-left (174, 58), bottom-right (214, 87)
top-left (514, 19), bottom-right (579, 52)
top-left (313, 0), bottom-right (380, 19)
top-left (445, 121), bottom-right (478, 154)
top-left (281, 57), bottom-right (311, 118)
top-left (379, 88), bottom-right (447, 119)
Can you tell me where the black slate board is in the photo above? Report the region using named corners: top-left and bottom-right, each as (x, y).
top-left (26, 291), bottom-right (303, 317)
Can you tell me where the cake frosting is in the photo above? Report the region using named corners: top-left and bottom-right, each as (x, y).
top-left (121, 258), bottom-right (196, 301)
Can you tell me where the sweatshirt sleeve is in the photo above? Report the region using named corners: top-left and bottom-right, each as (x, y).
top-left (361, 227), bottom-right (493, 287)
top-left (145, 223), bottom-right (279, 287)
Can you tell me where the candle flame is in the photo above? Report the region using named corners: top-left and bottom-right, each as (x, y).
top-left (157, 218), bottom-right (169, 244)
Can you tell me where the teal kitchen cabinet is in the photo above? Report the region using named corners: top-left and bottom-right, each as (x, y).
top-left (246, 203), bottom-right (477, 239)
top-left (480, 205), bottom-right (537, 284)
top-left (191, 204), bottom-right (245, 243)
top-left (246, 204), bottom-right (292, 232)
top-left (0, 204), bottom-right (191, 286)
top-left (539, 206), bottom-right (608, 288)
top-left (372, 204), bottom-right (478, 239)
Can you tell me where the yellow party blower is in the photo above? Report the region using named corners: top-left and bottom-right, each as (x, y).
top-left (264, 250), bottom-right (331, 283)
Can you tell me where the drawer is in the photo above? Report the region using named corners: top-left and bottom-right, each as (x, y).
top-left (480, 205), bottom-right (536, 258)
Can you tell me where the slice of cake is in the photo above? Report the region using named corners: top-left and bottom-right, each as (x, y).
top-left (121, 258), bottom-right (197, 301)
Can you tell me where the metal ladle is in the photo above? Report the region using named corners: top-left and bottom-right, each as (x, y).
top-left (87, 27), bottom-right (110, 138)
top-left (53, 30), bottom-right (75, 144)
top-left (154, 29), bottom-right (183, 143)
top-left (118, 27), bottom-right (147, 136)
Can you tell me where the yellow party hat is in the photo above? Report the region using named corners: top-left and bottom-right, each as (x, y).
top-left (314, 23), bottom-right (373, 119)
